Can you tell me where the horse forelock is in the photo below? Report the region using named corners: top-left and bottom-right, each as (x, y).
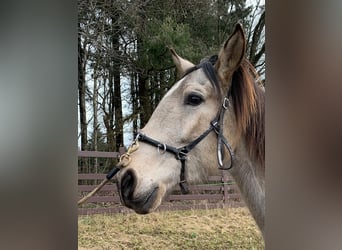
top-left (182, 55), bottom-right (221, 97)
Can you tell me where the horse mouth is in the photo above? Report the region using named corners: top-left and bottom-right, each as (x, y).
top-left (122, 186), bottom-right (160, 214)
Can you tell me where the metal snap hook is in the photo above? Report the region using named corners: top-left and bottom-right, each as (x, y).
top-left (157, 143), bottom-right (166, 154)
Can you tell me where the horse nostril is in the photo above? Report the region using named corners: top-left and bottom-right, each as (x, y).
top-left (121, 169), bottom-right (137, 199)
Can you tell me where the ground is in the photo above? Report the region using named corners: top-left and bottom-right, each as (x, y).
top-left (78, 207), bottom-right (264, 249)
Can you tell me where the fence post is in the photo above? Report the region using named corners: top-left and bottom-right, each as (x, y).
top-left (119, 146), bottom-right (126, 155)
top-left (222, 171), bottom-right (230, 206)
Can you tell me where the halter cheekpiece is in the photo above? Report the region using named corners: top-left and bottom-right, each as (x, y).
top-left (134, 56), bottom-right (236, 194)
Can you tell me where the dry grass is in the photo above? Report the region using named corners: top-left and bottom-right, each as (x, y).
top-left (78, 207), bottom-right (264, 249)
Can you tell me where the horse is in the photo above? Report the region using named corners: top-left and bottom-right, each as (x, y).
top-left (116, 23), bottom-right (265, 235)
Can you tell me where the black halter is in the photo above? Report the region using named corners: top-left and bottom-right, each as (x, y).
top-left (135, 58), bottom-right (236, 194)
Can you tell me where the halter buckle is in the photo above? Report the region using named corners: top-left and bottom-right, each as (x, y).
top-left (211, 120), bottom-right (220, 134)
top-left (223, 97), bottom-right (230, 109)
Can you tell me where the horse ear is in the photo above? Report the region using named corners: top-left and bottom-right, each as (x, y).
top-left (215, 23), bottom-right (246, 84)
top-left (169, 48), bottom-right (194, 78)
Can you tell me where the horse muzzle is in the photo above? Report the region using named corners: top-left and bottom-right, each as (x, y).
top-left (118, 169), bottom-right (160, 214)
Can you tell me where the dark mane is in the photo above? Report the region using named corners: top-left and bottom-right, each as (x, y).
top-left (231, 59), bottom-right (265, 167)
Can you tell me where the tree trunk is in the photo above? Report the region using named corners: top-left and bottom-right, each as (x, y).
top-left (111, 13), bottom-right (124, 150)
top-left (138, 68), bottom-right (151, 127)
top-left (105, 72), bottom-right (115, 153)
top-left (93, 65), bottom-right (99, 174)
top-left (78, 27), bottom-right (88, 173)
top-left (131, 72), bottom-right (138, 138)
top-left (136, 1), bottom-right (151, 127)
top-left (248, 10), bottom-right (265, 67)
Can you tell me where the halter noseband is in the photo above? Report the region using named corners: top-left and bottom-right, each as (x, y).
top-left (135, 58), bottom-right (236, 194)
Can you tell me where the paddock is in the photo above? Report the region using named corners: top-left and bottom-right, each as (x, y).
top-left (77, 151), bottom-right (264, 248)
top-left (78, 207), bottom-right (264, 249)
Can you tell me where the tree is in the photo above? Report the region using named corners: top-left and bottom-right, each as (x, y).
top-left (77, 0), bottom-right (266, 173)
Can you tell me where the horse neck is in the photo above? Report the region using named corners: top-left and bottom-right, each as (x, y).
top-left (229, 141), bottom-right (265, 235)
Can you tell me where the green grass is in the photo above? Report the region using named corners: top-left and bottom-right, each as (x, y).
top-left (78, 207), bottom-right (264, 249)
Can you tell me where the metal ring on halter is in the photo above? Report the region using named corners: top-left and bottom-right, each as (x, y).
top-left (176, 150), bottom-right (187, 161)
top-left (223, 97), bottom-right (230, 109)
top-left (157, 143), bottom-right (166, 154)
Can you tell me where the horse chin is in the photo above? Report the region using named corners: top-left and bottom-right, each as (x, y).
top-left (126, 184), bottom-right (166, 214)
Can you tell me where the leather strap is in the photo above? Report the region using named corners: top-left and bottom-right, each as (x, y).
top-left (212, 105), bottom-right (235, 170)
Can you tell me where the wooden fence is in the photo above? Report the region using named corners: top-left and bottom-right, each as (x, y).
top-left (78, 151), bottom-right (244, 215)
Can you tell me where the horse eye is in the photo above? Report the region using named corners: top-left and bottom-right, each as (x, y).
top-left (185, 93), bottom-right (204, 106)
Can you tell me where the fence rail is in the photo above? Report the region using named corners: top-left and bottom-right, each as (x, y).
top-left (78, 151), bottom-right (244, 215)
